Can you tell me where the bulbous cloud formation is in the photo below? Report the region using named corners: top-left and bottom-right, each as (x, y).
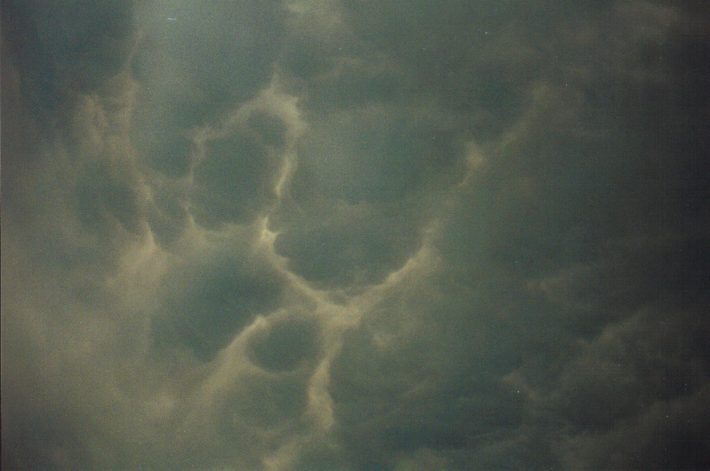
top-left (2, 0), bottom-right (709, 469)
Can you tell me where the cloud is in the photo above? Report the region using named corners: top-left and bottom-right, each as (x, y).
top-left (150, 236), bottom-right (286, 361)
top-left (189, 108), bottom-right (290, 228)
top-left (130, 0), bottom-right (286, 177)
top-left (269, 104), bottom-right (467, 289)
top-left (2, 0), bottom-right (709, 469)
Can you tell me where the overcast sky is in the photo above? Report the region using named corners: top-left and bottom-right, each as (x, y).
top-left (2, 1), bottom-right (709, 469)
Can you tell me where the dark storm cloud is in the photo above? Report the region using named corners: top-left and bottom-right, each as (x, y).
top-left (292, 1), bottom-right (709, 469)
top-left (269, 97), bottom-right (468, 289)
top-left (130, 0), bottom-right (286, 177)
top-left (3, 0), bottom-right (709, 470)
top-left (190, 114), bottom-right (288, 228)
top-left (1, 5), bottom-right (139, 287)
top-left (2, 0), bottom-right (133, 121)
top-left (247, 316), bottom-right (321, 372)
top-left (151, 236), bottom-right (286, 361)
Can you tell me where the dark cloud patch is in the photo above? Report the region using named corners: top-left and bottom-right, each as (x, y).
top-left (3, 0), bottom-right (709, 469)
top-left (314, 3), bottom-right (710, 469)
top-left (1, 409), bottom-right (91, 470)
top-left (152, 247), bottom-right (285, 361)
top-left (278, 31), bottom-right (338, 84)
top-left (248, 110), bottom-right (290, 148)
top-left (335, 1), bottom-right (552, 134)
top-left (132, 0), bottom-right (284, 110)
top-left (286, 54), bottom-right (408, 113)
top-left (271, 107), bottom-right (466, 288)
top-left (175, 372), bottom-right (314, 470)
top-left (290, 108), bottom-right (465, 204)
top-left (324, 269), bottom-right (541, 468)
top-left (248, 316), bottom-right (320, 372)
top-left (3, 0), bottom-right (134, 121)
top-left (2, 0), bottom-right (146, 276)
top-left (134, 128), bottom-right (194, 178)
top-left (546, 312), bottom-right (710, 470)
top-left (586, 389), bottom-right (710, 471)
top-left (190, 128), bottom-right (284, 228)
top-left (222, 374), bottom-right (309, 429)
top-left (130, 0), bottom-right (286, 176)
top-left (273, 203), bottom-right (423, 288)
top-left (74, 159), bottom-right (143, 235)
top-left (550, 312), bottom-right (709, 432)
top-left (146, 179), bottom-right (191, 247)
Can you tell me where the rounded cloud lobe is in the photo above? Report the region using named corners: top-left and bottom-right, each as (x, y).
top-left (2, 0), bottom-right (709, 470)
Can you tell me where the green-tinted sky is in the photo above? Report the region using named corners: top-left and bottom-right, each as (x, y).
top-left (2, 0), bottom-right (709, 469)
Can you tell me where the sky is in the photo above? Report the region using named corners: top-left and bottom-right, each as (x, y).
top-left (2, 1), bottom-right (709, 469)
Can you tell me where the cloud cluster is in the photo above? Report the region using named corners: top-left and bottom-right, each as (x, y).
top-left (2, 0), bottom-right (709, 469)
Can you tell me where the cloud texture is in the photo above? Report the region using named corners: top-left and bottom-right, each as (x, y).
top-left (3, 0), bottom-right (709, 469)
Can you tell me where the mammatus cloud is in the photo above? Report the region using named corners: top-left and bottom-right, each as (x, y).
top-left (2, 0), bottom-right (709, 469)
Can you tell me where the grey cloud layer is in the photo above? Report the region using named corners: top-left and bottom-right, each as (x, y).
top-left (2, 0), bottom-right (709, 470)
